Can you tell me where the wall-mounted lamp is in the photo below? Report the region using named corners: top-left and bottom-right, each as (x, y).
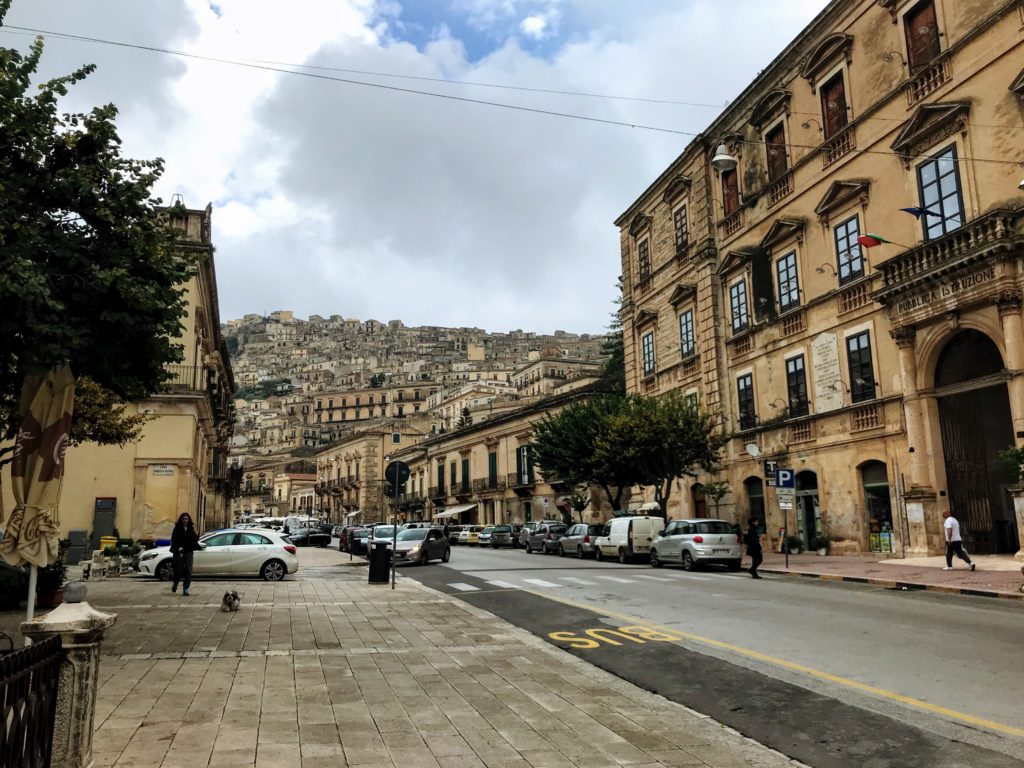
top-left (1018, 162), bottom-right (1024, 192)
top-left (855, 377), bottom-right (879, 389)
top-left (830, 380), bottom-right (850, 392)
top-left (815, 262), bottom-right (837, 275)
top-left (881, 50), bottom-right (906, 66)
top-left (769, 398), bottom-right (788, 409)
top-left (711, 143), bottom-right (738, 173)
top-left (801, 118), bottom-right (822, 133)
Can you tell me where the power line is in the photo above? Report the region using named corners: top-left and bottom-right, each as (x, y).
top-left (2, 24), bottom-right (1022, 167)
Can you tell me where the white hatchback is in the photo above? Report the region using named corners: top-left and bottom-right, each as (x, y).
top-left (138, 528), bottom-right (299, 582)
top-left (649, 518), bottom-right (742, 571)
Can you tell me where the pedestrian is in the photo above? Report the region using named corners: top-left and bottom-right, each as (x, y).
top-left (170, 512), bottom-right (201, 595)
top-left (745, 517), bottom-right (763, 579)
top-left (942, 510), bottom-right (975, 571)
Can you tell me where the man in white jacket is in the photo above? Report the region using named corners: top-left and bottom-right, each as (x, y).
top-left (942, 510), bottom-right (976, 571)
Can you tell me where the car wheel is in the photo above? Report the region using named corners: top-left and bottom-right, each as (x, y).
top-left (727, 560), bottom-right (742, 572)
top-left (261, 560), bottom-right (287, 581)
top-left (559, 544), bottom-right (566, 557)
top-left (650, 549), bottom-right (663, 568)
top-left (618, 548), bottom-right (631, 564)
top-left (441, 548), bottom-right (451, 563)
top-left (419, 550), bottom-right (429, 566)
top-left (576, 546), bottom-right (584, 559)
top-left (681, 551), bottom-right (695, 571)
top-left (525, 542), bottom-right (533, 554)
top-left (595, 548), bottom-right (604, 562)
top-left (155, 560), bottom-right (174, 581)
top-left (543, 544), bottom-right (552, 555)
top-left (493, 542), bottom-right (500, 549)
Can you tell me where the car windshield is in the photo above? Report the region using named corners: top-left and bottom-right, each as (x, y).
top-left (397, 529), bottom-right (427, 541)
top-left (374, 526), bottom-right (395, 537)
top-left (587, 525), bottom-right (604, 534)
top-left (354, 530), bottom-right (369, 538)
top-left (494, 525), bottom-right (511, 532)
top-left (481, 527), bottom-right (494, 534)
top-left (694, 521), bottom-right (734, 534)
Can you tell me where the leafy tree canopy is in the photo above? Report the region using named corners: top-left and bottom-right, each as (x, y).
top-left (0, 3), bottom-right (194, 443)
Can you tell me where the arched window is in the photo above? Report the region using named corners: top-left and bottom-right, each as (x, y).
top-left (744, 476), bottom-right (765, 524)
top-left (691, 483), bottom-right (707, 518)
top-left (861, 461), bottom-right (893, 553)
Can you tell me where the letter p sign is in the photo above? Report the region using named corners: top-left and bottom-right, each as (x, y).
top-left (776, 469), bottom-right (795, 489)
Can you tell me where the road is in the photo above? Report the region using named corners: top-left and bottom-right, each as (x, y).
top-left (397, 544), bottom-right (1024, 767)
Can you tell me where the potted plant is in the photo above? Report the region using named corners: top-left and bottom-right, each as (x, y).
top-left (810, 535), bottom-right (830, 556)
top-left (36, 538), bottom-right (69, 609)
top-left (785, 534), bottom-right (804, 554)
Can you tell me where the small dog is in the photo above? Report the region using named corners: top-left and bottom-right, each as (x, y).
top-left (221, 590), bottom-right (241, 612)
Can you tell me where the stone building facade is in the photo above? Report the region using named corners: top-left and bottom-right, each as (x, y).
top-left (616, 0), bottom-right (1024, 557)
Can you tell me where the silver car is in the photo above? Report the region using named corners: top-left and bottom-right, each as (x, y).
top-left (650, 518), bottom-right (742, 571)
top-left (390, 527), bottom-right (451, 565)
top-left (558, 523), bottom-right (604, 558)
top-left (138, 528), bottom-right (299, 582)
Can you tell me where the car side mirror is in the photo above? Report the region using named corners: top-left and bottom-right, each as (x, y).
top-left (659, 529), bottom-right (666, 537)
top-left (198, 543), bottom-right (208, 550)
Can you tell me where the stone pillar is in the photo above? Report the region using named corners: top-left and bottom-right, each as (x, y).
top-left (21, 597), bottom-right (117, 768)
top-left (997, 291), bottom-right (1024, 440)
top-left (1009, 487), bottom-right (1024, 563)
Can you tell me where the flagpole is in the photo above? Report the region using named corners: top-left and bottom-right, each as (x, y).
top-left (25, 565), bottom-right (37, 646)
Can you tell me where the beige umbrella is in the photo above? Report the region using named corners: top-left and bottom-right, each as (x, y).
top-left (0, 365), bottom-right (75, 626)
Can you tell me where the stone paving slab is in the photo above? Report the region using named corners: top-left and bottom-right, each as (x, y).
top-left (8, 571), bottom-right (804, 768)
top-left (757, 552), bottom-right (1024, 599)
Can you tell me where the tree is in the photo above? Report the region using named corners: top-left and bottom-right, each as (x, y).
top-left (532, 394), bottom-right (635, 510)
top-left (455, 407), bottom-right (473, 429)
top-left (699, 481), bottom-right (731, 518)
top-left (0, 6), bottom-right (195, 451)
top-left (567, 485), bottom-right (590, 523)
top-left (599, 277), bottom-right (626, 393)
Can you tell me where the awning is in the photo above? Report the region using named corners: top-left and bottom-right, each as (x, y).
top-left (345, 510), bottom-right (361, 519)
top-left (432, 504), bottom-right (477, 521)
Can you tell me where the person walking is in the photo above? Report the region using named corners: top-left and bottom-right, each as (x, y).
top-left (745, 518), bottom-right (763, 579)
top-left (170, 512), bottom-right (201, 595)
top-left (943, 510), bottom-right (975, 571)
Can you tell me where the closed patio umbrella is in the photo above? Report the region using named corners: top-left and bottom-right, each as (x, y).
top-left (0, 365), bottom-right (75, 628)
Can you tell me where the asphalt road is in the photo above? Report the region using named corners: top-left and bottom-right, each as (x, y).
top-left (398, 544), bottom-right (1024, 767)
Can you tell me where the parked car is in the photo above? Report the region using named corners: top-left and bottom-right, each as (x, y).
top-left (593, 516), bottom-right (663, 563)
top-left (370, 525), bottom-right (397, 546)
top-left (458, 526), bottom-right (485, 546)
top-left (288, 527), bottom-right (332, 547)
top-left (650, 518), bottom-right (743, 571)
top-left (558, 523), bottom-right (605, 558)
top-left (445, 525), bottom-right (464, 545)
top-left (331, 525), bottom-right (347, 539)
top-left (390, 527), bottom-right (451, 565)
top-left (525, 522), bottom-right (567, 554)
top-left (517, 522), bottom-right (539, 548)
top-left (488, 524), bottom-right (517, 548)
top-left (478, 526), bottom-right (495, 546)
top-left (348, 528), bottom-right (371, 555)
top-left (138, 529), bottom-right (298, 582)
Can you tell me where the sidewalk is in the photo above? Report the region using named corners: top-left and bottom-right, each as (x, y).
top-left (4, 566), bottom-right (801, 768)
top-left (758, 551), bottom-right (1024, 599)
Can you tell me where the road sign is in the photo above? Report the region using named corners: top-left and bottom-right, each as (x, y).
top-left (384, 460), bottom-right (410, 488)
top-left (777, 488), bottom-right (795, 510)
top-left (764, 460), bottom-right (779, 487)
top-left (775, 468), bottom-right (795, 489)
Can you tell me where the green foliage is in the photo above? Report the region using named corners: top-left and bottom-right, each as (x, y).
top-left (810, 535), bottom-right (830, 551)
top-left (599, 277), bottom-right (626, 393)
top-left (567, 485), bottom-right (590, 522)
top-left (67, 375), bottom-right (151, 447)
top-left (235, 379), bottom-right (292, 401)
top-left (37, 538), bottom-right (69, 591)
top-left (455, 407), bottom-right (473, 429)
top-left (0, 7), bottom-right (194, 440)
top-left (785, 534), bottom-right (804, 552)
top-left (699, 481), bottom-right (731, 516)
top-left (996, 445), bottom-right (1024, 484)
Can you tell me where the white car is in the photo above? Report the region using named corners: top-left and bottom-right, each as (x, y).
top-left (593, 515), bottom-right (663, 563)
top-left (649, 518), bottom-right (743, 571)
top-left (138, 528), bottom-right (299, 582)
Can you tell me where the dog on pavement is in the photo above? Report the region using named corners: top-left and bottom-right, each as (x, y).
top-left (221, 590), bottom-right (241, 612)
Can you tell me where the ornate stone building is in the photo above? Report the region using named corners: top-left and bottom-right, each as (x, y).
top-left (616, 0), bottom-right (1024, 557)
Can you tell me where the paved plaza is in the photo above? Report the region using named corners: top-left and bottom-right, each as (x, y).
top-left (4, 562), bottom-right (801, 768)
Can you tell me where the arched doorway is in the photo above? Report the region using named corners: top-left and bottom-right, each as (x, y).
top-left (935, 330), bottom-right (1015, 553)
top-left (691, 483), bottom-right (708, 518)
top-left (744, 476), bottom-right (765, 525)
top-left (795, 470), bottom-right (820, 548)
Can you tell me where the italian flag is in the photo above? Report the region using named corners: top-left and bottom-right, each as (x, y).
top-left (857, 233), bottom-right (893, 248)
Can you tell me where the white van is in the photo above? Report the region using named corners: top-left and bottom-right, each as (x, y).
top-left (594, 515), bottom-right (664, 563)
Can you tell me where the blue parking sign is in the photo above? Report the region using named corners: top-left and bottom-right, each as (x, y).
top-left (776, 469), bottom-right (795, 489)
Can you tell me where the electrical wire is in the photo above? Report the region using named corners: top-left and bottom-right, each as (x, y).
top-left (2, 23), bottom-right (1022, 167)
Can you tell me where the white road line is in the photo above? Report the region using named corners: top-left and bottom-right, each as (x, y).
top-left (667, 572), bottom-right (712, 581)
top-left (560, 576), bottom-right (597, 585)
top-left (595, 575), bottom-right (634, 583)
top-left (522, 578), bottom-right (561, 588)
top-left (448, 582), bottom-right (481, 592)
top-left (485, 580), bottom-right (519, 589)
top-left (632, 574), bottom-right (673, 581)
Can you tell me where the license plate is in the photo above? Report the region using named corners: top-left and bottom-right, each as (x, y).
top-left (713, 548), bottom-right (729, 553)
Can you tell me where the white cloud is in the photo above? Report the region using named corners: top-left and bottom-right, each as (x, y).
top-left (3, 0), bottom-right (829, 333)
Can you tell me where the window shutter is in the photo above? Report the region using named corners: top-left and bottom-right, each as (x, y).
top-left (905, 1), bottom-right (940, 70)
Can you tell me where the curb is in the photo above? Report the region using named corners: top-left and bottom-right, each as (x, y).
top-left (760, 567), bottom-right (1024, 600)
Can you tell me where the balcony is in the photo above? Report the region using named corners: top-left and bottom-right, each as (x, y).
top-left (720, 210), bottom-right (744, 238)
top-left (428, 486), bottom-right (446, 501)
top-left (781, 310), bottom-right (805, 337)
top-left (821, 126), bottom-right (855, 168)
top-left (159, 365), bottom-right (205, 393)
top-left (906, 53), bottom-right (951, 105)
top-left (507, 472), bottom-right (535, 496)
top-left (767, 172), bottom-right (793, 207)
top-left (472, 477), bottom-right (507, 494)
top-left (852, 403), bottom-right (882, 432)
top-left (838, 282), bottom-right (871, 314)
top-left (454, 481), bottom-right (472, 500)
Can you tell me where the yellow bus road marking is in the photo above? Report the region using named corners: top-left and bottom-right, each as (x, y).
top-left (548, 625), bottom-right (682, 649)
top-left (526, 588), bottom-right (1024, 740)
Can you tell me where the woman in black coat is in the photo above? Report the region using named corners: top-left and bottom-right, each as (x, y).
top-left (170, 513), bottom-right (201, 595)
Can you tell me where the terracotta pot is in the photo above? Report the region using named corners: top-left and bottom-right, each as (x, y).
top-left (36, 586), bottom-right (64, 609)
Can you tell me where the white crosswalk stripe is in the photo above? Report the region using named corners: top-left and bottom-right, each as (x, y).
top-left (560, 576), bottom-right (597, 585)
top-left (632, 574), bottom-right (673, 581)
top-left (595, 575), bottom-right (633, 583)
top-left (448, 582), bottom-right (480, 591)
top-left (522, 578), bottom-right (561, 588)
top-left (668, 572), bottom-right (712, 581)
top-left (484, 580), bottom-right (519, 589)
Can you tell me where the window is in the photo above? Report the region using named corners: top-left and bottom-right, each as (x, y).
top-left (917, 144), bottom-right (964, 240)
top-left (722, 168), bottom-right (740, 215)
top-left (638, 239), bottom-right (651, 278)
top-left (834, 215), bottom-right (864, 284)
top-left (765, 122), bottom-right (788, 182)
top-left (460, 458), bottom-right (470, 491)
top-left (786, 356), bottom-right (809, 417)
top-left (846, 331), bottom-right (876, 403)
top-left (450, 462), bottom-right (457, 487)
top-left (737, 374), bottom-right (756, 430)
top-left (641, 331), bottom-right (656, 377)
top-left (392, 432), bottom-right (401, 444)
top-left (516, 445), bottom-right (534, 485)
top-left (679, 310), bottom-right (696, 358)
top-left (904, 0), bottom-right (940, 71)
top-left (437, 464), bottom-right (445, 491)
top-left (205, 533), bottom-right (237, 547)
top-left (730, 280), bottom-right (749, 333)
top-left (673, 205), bottom-right (689, 251)
top-left (488, 451), bottom-right (498, 486)
top-left (776, 251), bottom-right (800, 311)
top-left (684, 391), bottom-right (698, 410)
top-left (820, 72), bottom-right (848, 138)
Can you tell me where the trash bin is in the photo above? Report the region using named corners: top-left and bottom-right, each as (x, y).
top-left (99, 536), bottom-right (118, 551)
top-left (368, 542), bottom-right (391, 584)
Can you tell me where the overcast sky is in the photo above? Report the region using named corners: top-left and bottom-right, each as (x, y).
top-left (3, 0), bottom-right (827, 335)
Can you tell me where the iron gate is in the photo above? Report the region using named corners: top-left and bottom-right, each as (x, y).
top-left (0, 634), bottom-right (63, 768)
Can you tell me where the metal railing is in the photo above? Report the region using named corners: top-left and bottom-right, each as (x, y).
top-left (0, 635), bottom-right (63, 768)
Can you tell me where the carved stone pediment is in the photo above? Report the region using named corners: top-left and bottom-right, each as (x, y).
top-left (814, 179), bottom-right (870, 225)
top-left (668, 282), bottom-right (698, 307)
top-left (761, 218), bottom-right (806, 251)
top-left (662, 175), bottom-right (692, 203)
top-left (628, 213), bottom-right (652, 238)
top-left (890, 102), bottom-right (970, 165)
top-left (876, 0), bottom-right (897, 23)
top-left (750, 89), bottom-right (792, 129)
top-left (800, 34), bottom-right (854, 92)
top-left (718, 247), bottom-right (758, 276)
top-left (1011, 67), bottom-right (1024, 96)
top-left (635, 308), bottom-right (658, 329)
